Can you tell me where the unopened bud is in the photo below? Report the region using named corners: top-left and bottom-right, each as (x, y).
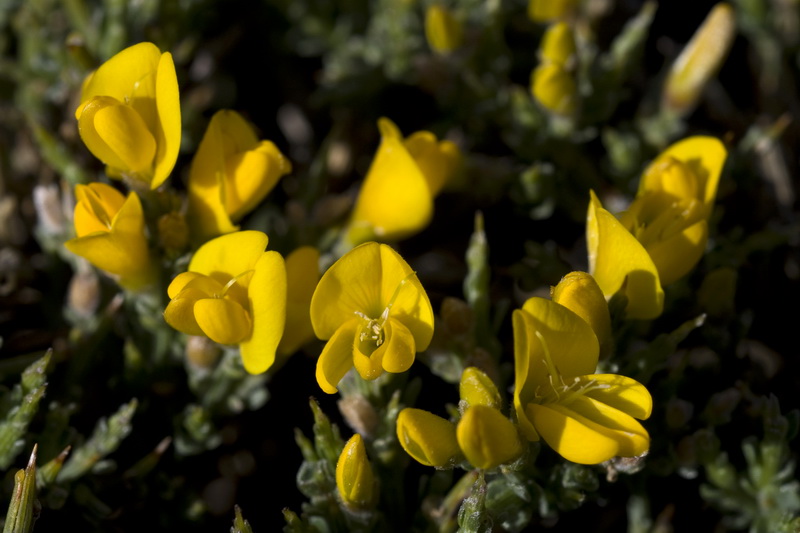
top-left (67, 262), bottom-right (101, 319)
top-left (528, 0), bottom-right (579, 22)
top-left (425, 5), bottom-right (463, 55)
top-left (336, 434), bottom-right (377, 510)
top-left (338, 395), bottom-right (379, 438)
top-left (662, 3), bottom-right (736, 116)
top-left (185, 335), bottom-right (222, 369)
top-left (456, 405), bottom-right (522, 470)
top-left (530, 63), bottom-right (577, 116)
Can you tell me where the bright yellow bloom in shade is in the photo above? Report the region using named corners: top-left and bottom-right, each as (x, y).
top-left (551, 272), bottom-right (613, 359)
top-left (528, 0), bottom-right (578, 22)
top-left (345, 118), bottom-right (461, 246)
top-left (588, 136), bottom-right (727, 319)
top-left (336, 434), bottom-right (377, 510)
top-left (396, 408), bottom-right (461, 468)
top-left (164, 231), bottom-right (286, 374)
top-left (587, 190), bottom-right (664, 319)
top-left (64, 183), bottom-right (155, 291)
top-left (188, 110), bottom-right (291, 240)
top-left (539, 22), bottom-right (576, 67)
top-left (662, 3), bottom-right (736, 116)
top-left (456, 405), bottom-right (523, 470)
top-left (531, 22), bottom-right (578, 116)
top-left (277, 246), bottom-right (320, 357)
top-left (76, 42), bottom-right (180, 189)
top-left (425, 5), bottom-right (463, 55)
top-left (513, 296), bottom-right (652, 464)
top-left (311, 242), bottom-right (434, 393)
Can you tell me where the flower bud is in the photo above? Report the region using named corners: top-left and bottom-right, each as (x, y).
top-left (528, 0), bottom-right (578, 22)
top-left (456, 405), bottom-right (523, 470)
top-left (336, 434), bottom-right (377, 510)
top-left (396, 408), bottom-right (461, 468)
top-left (539, 22), bottom-right (576, 67)
top-left (459, 367), bottom-right (502, 410)
top-left (425, 5), bottom-right (463, 55)
top-left (530, 63), bottom-right (577, 116)
top-left (662, 3), bottom-right (736, 117)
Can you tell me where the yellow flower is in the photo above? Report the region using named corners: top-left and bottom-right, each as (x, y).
top-left (588, 136), bottom-right (727, 318)
top-left (310, 242), bottom-right (434, 394)
top-left (188, 110), bottom-right (291, 240)
top-left (76, 42), bottom-right (180, 189)
top-left (551, 271), bottom-right (612, 359)
top-left (531, 22), bottom-right (578, 116)
top-left (336, 434), bottom-right (377, 510)
top-left (277, 246), bottom-right (320, 357)
top-left (345, 118), bottom-right (461, 246)
top-left (425, 5), bottom-right (463, 55)
top-left (513, 296), bottom-right (652, 464)
top-left (456, 405), bottom-right (522, 470)
top-left (396, 408), bottom-right (461, 468)
top-left (163, 231), bottom-right (286, 374)
top-left (662, 3), bottom-right (736, 116)
top-left (64, 183), bottom-right (155, 291)
top-left (527, 0), bottom-right (578, 22)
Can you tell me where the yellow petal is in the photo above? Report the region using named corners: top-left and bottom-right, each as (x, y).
top-left (587, 190), bottom-right (664, 319)
top-left (539, 22), bottom-right (576, 66)
top-left (528, 0), bottom-right (578, 22)
top-left (377, 318), bottom-right (416, 374)
top-left (528, 396), bottom-right (649, 464)
top-left (581, 374), bottom-right (653, 420)
top-left (65, 192), bottom-right (154, 290)
top-left (167, 271), bottom-right (221, 299)
top-left (336, 434), bottom-right (376, 509)
top-left (530, 63), bottom-right (577, 115)
top-left (189, 230), bottom-right (268, 286)
top-left (404, 132), bottom-right (461, 197)
top-left (396, 408), bottom-right (461, 468)
top-left (425, 4), bottom-right (463, 55)
top-left (194, 297), bottom-right (252, 345)
top-left (646, 219), bottom-right (707, 286)
top-left (456, 405), bottom-right (523, 470)
top-left (347, 118), bottom-right (433, 244)
top-left (519, 297), bottom-right (600, 382)
top-left (640, 136), bottom-right (727, 220)
top-left (316, 319), bottom-right (359, 394)
top-left (151, 51), bottom-right (181, 189)
top-left (277, 246), bottom-right (320, 357)
top-left (512, 310), bottom-right (540, 442)
top-left (73, 183), bottom-right (125, 237)
top-left (459, 366), bottom-right (502, 409)
top-left (163, 287), bottom-right (207, 336)
top-left (78, 96), bottom-right (156, 174)
top-left (551, 271), bottom-right (613, 359)
top-left (310, 242), bottom-right (434, 352)
top-left (224, 141), bottom-right (291, 220)
top-left (77, 42), bottom-right (161, 117)
top-left (239, 251), bottom-right (287, 374)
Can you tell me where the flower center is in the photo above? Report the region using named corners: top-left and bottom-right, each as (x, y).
top-left (532, 330), bottom-right (609, 406)
top-left (353, 271), bottom-right (416, 356)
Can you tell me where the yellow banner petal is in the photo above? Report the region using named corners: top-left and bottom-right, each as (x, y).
top-left (152, 51), bottom-right (181, 189)
top-left (189, 230), bottom-right (268, 283)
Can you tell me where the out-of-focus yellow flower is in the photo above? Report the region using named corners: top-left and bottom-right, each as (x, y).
top-left (539, 22), bottom-right (576, 66)
top-left (188, 110), bottom-right (291, 240)
top-left (76, 42), bottom-right (180, 189)
top-left (588, 136), bottom-right (727, 319)
top-left (662, 3), bottom-right (736, 116)
top-left (531, 22), bottom-right (577, 116)
top-left (513, 296), bottom-right (652, 464)
top-left (456, 405), bottom-right (523, 470)
top-left (345, 118), bottom-right (461, 246)
top-left (528, 0), bottom-right (578, 22)
top-left (425, 5), bottom-right (463, 55)
top-left (311, 242), bottom-right (434, 393)
top-left (277, 246), bottom-right (320, 357)
top-left (459, 366), bottom-right (502, 410)
top-left (164, 231), bottom-right (286, 374)
top-left (64, 183), bottom-right (155, 291)
top-left (336, 434), bottom-right (377, 510)
top-left (551, 271), bottom-right (612, 359)
top-left (396, 408), bottom-right (461, 468)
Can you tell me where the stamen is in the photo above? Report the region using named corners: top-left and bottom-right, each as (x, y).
top-left (219, 269), bottom-right (255, 297)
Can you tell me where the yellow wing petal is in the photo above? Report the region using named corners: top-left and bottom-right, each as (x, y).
top-left (194, 298), bottom-right (252, 345)
top-left (316, 319), bottom-right (359, 394)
